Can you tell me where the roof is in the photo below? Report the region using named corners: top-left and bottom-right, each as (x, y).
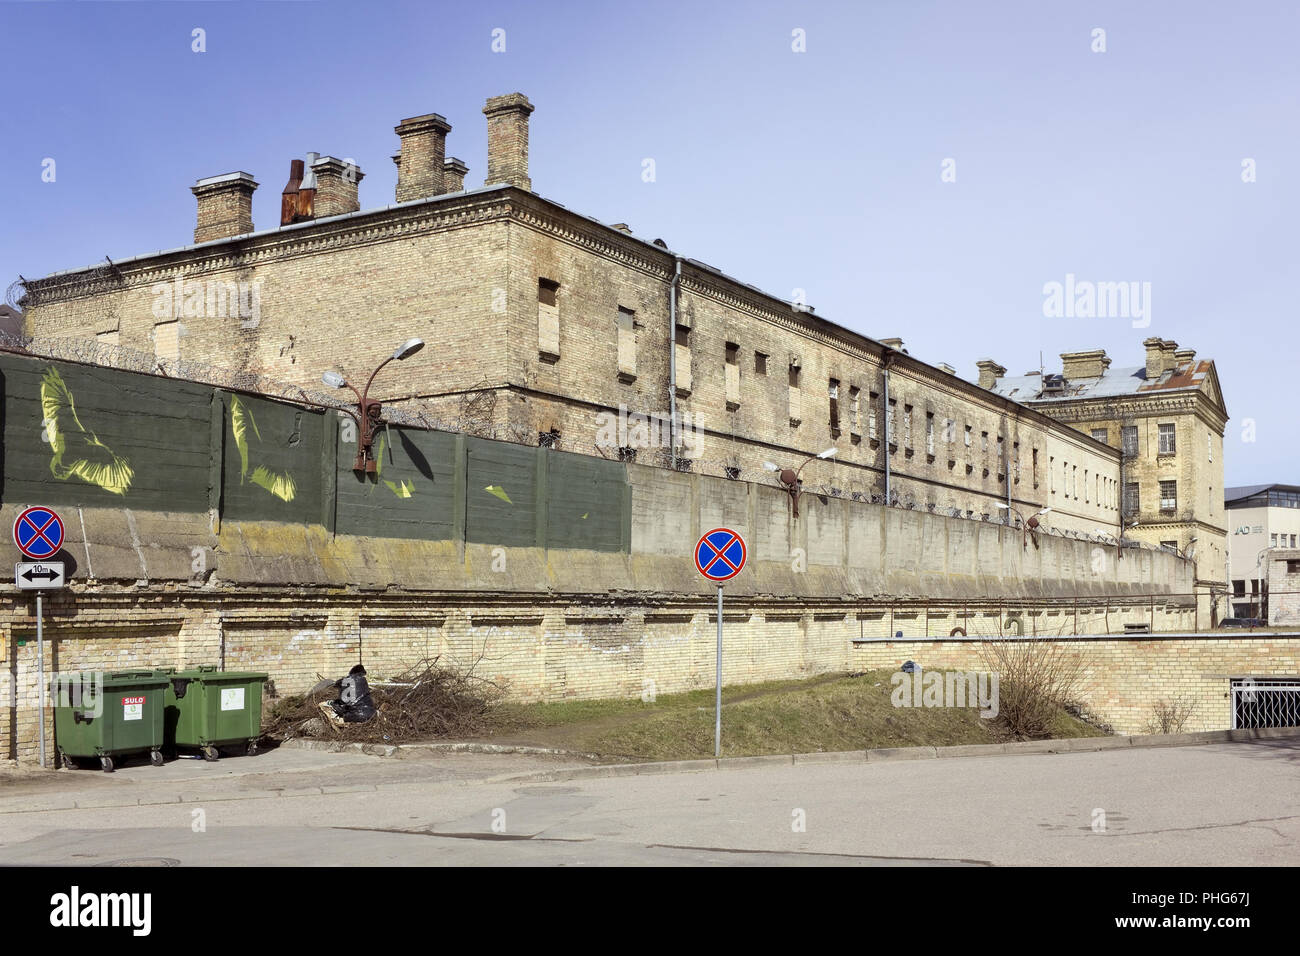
top-left (0, 304), bottom-right (22, 337)
top-left (1225, 483), bottom-right (1300, 505)
top-left (990, 362), bottom-right (1214, 403)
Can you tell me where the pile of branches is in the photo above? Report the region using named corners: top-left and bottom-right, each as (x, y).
top-left (265, 657), bottom-right (504, 744)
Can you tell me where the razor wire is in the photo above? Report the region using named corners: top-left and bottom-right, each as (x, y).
top-left (0, 328), bottom-right (1166, 553)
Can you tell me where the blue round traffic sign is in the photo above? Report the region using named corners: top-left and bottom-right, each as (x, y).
top-left (695, 527), bottom-right (747, 582)
top-left (14, 506), bottom-right (65, 560)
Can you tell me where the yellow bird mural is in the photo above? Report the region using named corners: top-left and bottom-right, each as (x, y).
top-left (40, 367), bottom-right (134, 495)
top-left (230, 395), bottom-right (297, 503)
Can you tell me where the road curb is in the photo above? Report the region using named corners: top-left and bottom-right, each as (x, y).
top-left (480, 725), bottom-right (1300, 783)
top-left (278, 738), bottom-right (605, 761)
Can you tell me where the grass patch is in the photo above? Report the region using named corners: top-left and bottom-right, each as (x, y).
top-left (483, 670), bottom-right (1104, 761)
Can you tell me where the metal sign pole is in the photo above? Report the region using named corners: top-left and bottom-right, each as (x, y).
top-left (717, 587), bottom-right (728, 759)
top-left (37, 593), bottom-right (45, 769)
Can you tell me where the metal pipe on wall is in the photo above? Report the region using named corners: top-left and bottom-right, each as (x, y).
top-left (668, 256), bottom-right (682, 467)
top-left (882, 351), bottom-right (893, 504)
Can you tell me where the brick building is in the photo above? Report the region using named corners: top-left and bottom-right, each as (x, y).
top-left (22, 92), bottom-right (1123, 538)
top-left (984, 342), bottom-right (1228, 621)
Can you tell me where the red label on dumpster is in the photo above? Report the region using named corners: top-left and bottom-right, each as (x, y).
top-left (122, 696), bottom-right (144, 721)
top-left (122, 696), bottom-right (144, 705)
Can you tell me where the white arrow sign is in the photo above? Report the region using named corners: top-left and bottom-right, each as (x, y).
top-left (16, 561), bottom-right (65, 590)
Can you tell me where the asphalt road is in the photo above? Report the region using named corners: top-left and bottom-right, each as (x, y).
top-left (0, 739), bottom-right (1296, 866)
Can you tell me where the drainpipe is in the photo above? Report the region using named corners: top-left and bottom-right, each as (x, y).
top-left (881, 349), bottom-right (893, 504)
top-left (1004, 418), bottom-right (1013, 522)
top-left (668, 255), bottom-right (682, 467)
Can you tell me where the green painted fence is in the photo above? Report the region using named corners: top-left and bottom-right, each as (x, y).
top-left (0, 352), bottom-right (630, 552)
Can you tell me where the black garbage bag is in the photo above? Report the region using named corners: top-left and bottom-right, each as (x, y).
top-left (327, 664), bottom-right (376, 723)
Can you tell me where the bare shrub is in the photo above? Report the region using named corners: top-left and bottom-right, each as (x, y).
top-left (980, 638), bottom-right (1091, 739)
top-left (266, 656), bottom-right (505, 744)
top-left (1144, 697), bottom-right (1197, 734)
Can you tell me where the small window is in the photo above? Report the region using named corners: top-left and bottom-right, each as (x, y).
top-left (1158, 423), bottom-right (1176, 455)
top-left (981, 431), bottom-right (989, 452)
top-left (1288, 560), bottom-right (1300, 574)
top-left (537, 278), bottom-right (559, 307)
top-left (926, 412), bottom-right (935, 455)
top-left (1160, 480), bottom-right (1177, 512)
top-left (788, 364), bottom-right (800, 388)
top-left (1123, 482), bottom-right (1138, 514)
top-left (1091, 428), bottom-right (1108, 443)
top-left (829, 378), bottom-right (840, 435)
top-left (675, 324), bottom-right (690, 346)
top-left (725, 342), bottom-right (739, 365)
top-left (964, 425), bottom-right (972, 447)
top-left (849, 386), bottom-right (861, 435)
top-left (1160, 540), bottom-right (1178, 553)
top-left (755, 352), bottom-right (768, 375)
top-left (1122, 425), bottom-right (1138, 457)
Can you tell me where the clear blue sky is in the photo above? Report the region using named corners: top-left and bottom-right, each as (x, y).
top-left (1, 0), bottom-right (1295, 486)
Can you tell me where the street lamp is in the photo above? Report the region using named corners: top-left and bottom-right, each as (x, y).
top-left (764, 447), bottom-right (837, 518)
top-left (996, 503), bottom-right (1051, 549)
top-left (322, 338), bottom-right (425, 473)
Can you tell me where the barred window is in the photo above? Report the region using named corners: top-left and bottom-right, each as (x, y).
top-left (1158, 423), bottom-right (1176, 455)
top-left (1159, 480), bottom-right (1177, 512)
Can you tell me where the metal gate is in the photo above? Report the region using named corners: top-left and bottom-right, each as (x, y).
top-left (1230, 678), bottom-right (1300, 730)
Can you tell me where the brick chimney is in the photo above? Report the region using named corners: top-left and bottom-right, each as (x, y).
top-left (442, 157), bottom-right (468, 194)
top-left (394, 113), bottom-right (451, 202)
top-left (483, 93), bottom-right (535, 190)
top-left (1174, 347), bottom-right (1196, 367)
top-left (1161, 339), bottom-right (1179, 373)
top-left (1143, 337), bottom-right (1165, 380)
top-left (976, 359), bottom-right (1006, 389)
top-left (192, 172), bottom-right (258, 244)
top-left (1060, 349), bottom-right (1110, 380)
top-left (312, 156), bottom-right (364, 217)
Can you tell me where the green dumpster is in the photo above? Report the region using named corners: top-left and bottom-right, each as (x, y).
top-left (165, 666), bottom-right (267, 761)
top-left (53, 670), bottom-right (169, 772)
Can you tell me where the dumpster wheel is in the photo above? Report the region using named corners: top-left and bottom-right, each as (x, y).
top-left (99, 755), bottom-right (114, 773)
top-left (246, 739), bottom-right (259, 757)
top-left (201, 746), bottom-right (220, 762)
top-left (150, 750), bottom-right (165, 767)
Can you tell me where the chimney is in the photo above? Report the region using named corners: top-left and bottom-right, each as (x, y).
top-left (610, 222), bottom-right (633, 234)
top-left (938, 363), bottom-right (956, 376)
top-left (1059, 349), bottom-right (1110, 380)
top-left (281, 160), bottom-right (304, 226)
top-left (442, 157), bottom-right (468, 194)
top-left (312, 155), bottom-right (364, 218)
top-left (1174, 347), bottom-right (1196, 367)
top-left (879, 337), bottom-right (907, 353)
top-left (1143, 337), bottom-right (1165, 380)
top-left (394, 112), bottom-right (452, 202)
top-left (975, 359), bottom-right (1006, 390)
top-left (297, 152), bottom-right (318, 220)
top-left (1161, 339), bottom-right (1179, 373)
top-left (483, 93), bottom-right (535, 191)
top-left (191, 172), bottom-right (258, 244)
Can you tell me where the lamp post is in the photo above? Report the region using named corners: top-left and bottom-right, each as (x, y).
top-left (322, 338), bottom-right (424, 473)
top-left (996, 503), bottom-right (1051, 549)
top-left (763, 447), bottom-right (837, 518)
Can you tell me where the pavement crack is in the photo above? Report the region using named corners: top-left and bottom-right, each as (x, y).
top-left (645, 843), bottom-right (992, 865)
